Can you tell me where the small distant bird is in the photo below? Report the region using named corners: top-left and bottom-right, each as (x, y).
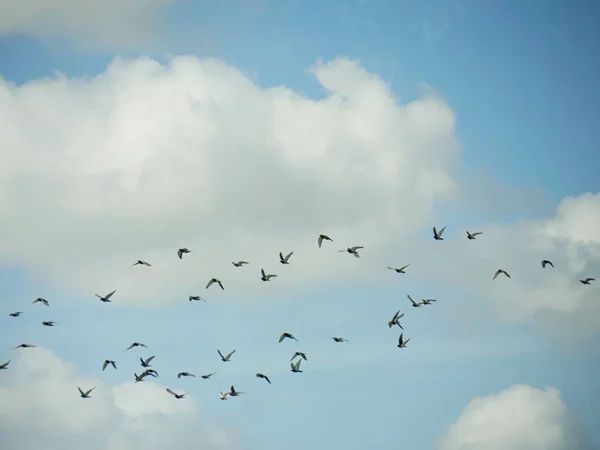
top-left (433, 226), bottom-right (447, 240)
top-left (102, 360), bottom-right (117, 371)
top-left (144, 369), bottom-right (159, 378)
top-left (9, 312), bottom-right (23, 317)
top-left (397, 333), bottom-right (410, 348)
top-left (177, 372), bottom-right (196, 378)
top-left (388, 264), bottom-right (410, 273)
top-left (95, 289), bottom-right (116, 303)
top-left (228, 385), bottom-right (245, 397)
top-left (318, 234), bottom-right (333, 248)
top-left (127, 342), bottom-right (148, 351)
top-left (291, 359), bottom-right (303, 373)
top-left (291, 351), bottom-right (307, 361)
top-left (13, 343), bottom-right (36, 349)
top-left (279, 251), bottom-right (294, 264)
top-left (201, 372), bottom-right (216, 379)
top-left (260, 268), bottom-right (277, 282)
top-left (256, 373), bottom-right (271, 384)
top-left (408, 295), bottom-right (422, 308)
top-left (219, 391), bottom-right (230, 400)
top-left (339, 246), bottom-right (363, 258)
top-left (466, 231), bottom-right (482, 240)
top-left (131, 260), bottom-right (151, 267)
top-left (0, 361), bottom-right (10, 370)
top-left (42, 321), bottom-right (56, 327)
top-left (541, 260), bottom-right (554, 268)
top-left (332, 337), bottom-right (349, 343)
top-left (232, 261), bottom-right (249, 267)
top-left (166, 388), bottom-right (187, 399)
top-left (78, 387), bottom-right (95, 398)
top-left (580, 278), bottom-right (595, 285)
top-left (177, 248), bottom-right (192, 259)
top-left (388, 310), bottom-right (405, 329)
top-left (218, 349), bottom-right (236, 362)
top-left (189, 295), bottom-right (206, 302)
top-left (140, 356), bottom-right (155, 367)
top-left (493, 269), bottom-right (511, 280)
top-left (279, 332), bottom-right (298, 343)
top-left (32, 298), bottom-right (49, 306)
top-left (421, 299), bottom-right (437, 305)
top-left (206, 278), bottom-right (224, 290)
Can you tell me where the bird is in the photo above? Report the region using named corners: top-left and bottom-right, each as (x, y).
top-left (332, 337), bottom-right (349, 343)
top-left (131, 260), bottom-right (151, 267)
top-left (102, 360), bottom-right (117, 371)
top-left (206, 278), bottom-right (224, 290)
top-left (127, 342), bottom-right (148, 351)
top-left (397, 333), bottom-right (410, 348)
top-left (493, 269), bottom-right (511, 280)
top-left (32, 298), bottom-right (49, 306)
top-left (232, 261), bottom-right (249, 267)
top-left (13, 343), bottom-right (36, 349)
top-left (291, 359), bottom-right (303, 373)
top-left (42, 321), bottom-right (56, 326)
top-left (466, 231), bottom-right (482, 240)
top-left (256, 373), bottom-right (271, 384)
top-left (433, 226), bottom-right (447, 240)
top-left (388, 310), bottom-right (405, 329)
top-left (189, 295), bottom-right (206, 302)
top-left (201, 372), bottom-right (216, 379)
top-left (219, 391), bottom-right (230, 400)
top-left (541, 260), bottom-right (554, 268)
top-left (177, 372), bottom-right (196, 378)
top-left (339, 246), bottom-right (363, 258)
top-left (9, 312), bottom-right (23, 317)
top-left (291, 351), bottom-right (307, 361)
top-left (260, 268), bottom-right (277, 281)
top-left (177, 248), bottom-right (192, 259)
top-left (228, 385), bottom-right (245, 397)
top-left (279, 332), bottom-right (298, 343)
top-left (580, 278), bottom-right (595, 285)
top-left (166, 388), bottom-right (187, 399)
top-left (408, 295), bottom-right (422, 308)
top-left (95, 289), bottom-right (116, 303)
top-left (279, 251), bottom-right (294, 264)
top-left (140, 356), bottom-right (155, 367)
top-left (318, 234), bottom-right (333, 248)
top-left (421, 299), bottom-right (437, 305)
top-left (0, 361), bottom-right (10, 370)
top-left (388, 264), bottom-right (410, 273)
top-left (218, 349), bottom-right (236, 362)
top-left (134, 369), bottom-right (158, 382)
top-left (78, 387), bottom-right (95, 398)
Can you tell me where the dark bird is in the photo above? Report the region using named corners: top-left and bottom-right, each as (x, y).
top-left (433, 226), bottom-right (447, 240)
top-left (228, 385), bottom-right (245, 397)
top-left (32, 298), bottom-right (49, 306)
top-left (291, 351), bottom-right (307, 361)
top-left (279, 251), bottom-right (294, 264)
top-left (201, 372), bottom-right (216, 379)
top-left (0, 361), bottom-right (9, 370)
top-left (256, 373), bottom-right (271, 384)
top-left (318, 234), bottom-right (333, 248)
top-left (279, 332), bottom-right (297, 343)
top-left (78, 387), bottom-right (95, 398)
top-left (260, 268), bottom-right (277, 281)
top-left (42, 321), bottom-right (56, 326)
top-left (291, 359), bottom-right (303, 373)
top-left (408, 295), bottom-right (422, 308)
top-left (166, 388), bottom-right (187, 399)
top-left (189, 295), bottom-right (206, 302)
top-left (177, 248), bottom-right (192, 259)
top-left (177, 372), bottom-right (196, 378)
top-left (421, 299), bottom-right (437, 305)
top-left (102, 360), bottom-right (117, 371)
top-left (493, 269), bottom-right (511, 280)
top-left (218, 349), bottom-right (235, 362)
top-left (95, 289), bottom-right (116, 303)
top-left (131, 260), bottom-right (151, 267)
top-left (127, 342), bottom-right (148, 351)
top-left (397, 333), bottom-right (410, 348)
top-left (206, 278), bottom-right (224, 290)
top-left (140, 356), bottom-right (155, 367)
top-left (9, 312), bottom-right (23, 317)
top-left (541, 260), bottom-right (554, 268)
top-left (388, 264), bottom-right (410, 273)
top-left (580, 278), bottom-right (595, 285)
top-left (13, 343), bottom-right (36, 349)
top-left (332, 337), bottom-right (349, 343)
top-left (339, 246), bottom-right (363, 258)
top-left (232, 261), bottom-right (249, 267)
top-left (466, 231), bottom-right (482, 240)
top-left (388, 310), bottom-right (405, 329)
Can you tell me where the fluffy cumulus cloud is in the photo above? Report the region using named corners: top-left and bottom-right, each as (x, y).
top-left (0, 348), bottom-right (239, 450)
top-left (436, 384), bottom-right (590, 450)
top-left (0, 55), bottom-right (461, 306)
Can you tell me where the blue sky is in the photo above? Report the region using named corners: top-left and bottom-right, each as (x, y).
top-left (1, 1), bottom-right (599, 449)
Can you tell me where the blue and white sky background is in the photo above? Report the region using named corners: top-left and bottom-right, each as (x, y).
top-left (0, 1), bottom-right (599, 449)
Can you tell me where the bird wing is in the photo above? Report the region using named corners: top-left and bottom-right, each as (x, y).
top-left (433, 226), bottom-right (438, 236)
top-left (265, 376), bottom-right (271, 384)
top-left (143, 261), bottom-right (151, 266)
top-left (85, 388), bottom-right (95, 395)
top-left (78, 387), bottom-right (84, 395)
top-left (407, 295), bottom-right (416, 305)
top-left (285, 251), bottom-right (293, 261)
top-left (225, 350), bottom-right (236, 359)
top-left (177, 249), bottom-right (183, 259)
top-left (102, 360), bottom-right (109, 371)
top-left (217, 349), bottom-right (224, 359)
top-left (217, 280), bottom-right (224, 290)
top-left (261, 268), bottom-right (266, 277)
top-left (473, 232), bottom-right (482, 237)
top-left (399, 263), bottom-right (410, 271)
top-left (318, 236), bottom-right (323, 248)
top-left (279, 252), bottom-right (284, 261)
top-left (493, 270), bottom-right (501, 280)
top-left (105, 290), bottom-right (116, 300)
top-left (504, 271), bottom-right (511, 278)
top-left (438, 226), bottom-right (447, 236)
top-left (126, 344), bottom-right (134, 350)
top-left (278, 334), bottom-right (285, 343)
top-left (206, 279), bottom-right (215, 289)
top-left (166, 388), bottom-right (177, 397)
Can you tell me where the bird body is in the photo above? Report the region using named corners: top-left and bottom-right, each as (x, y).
top-left (332, 337), bottom-right (349, 342)
top-left (433, 226), bottom-right (447, 240)
top-left (388, 310), bottom-right (405, 329)
top-left (218, 349), bottom-right (236, 362)
top-left (279, 251), bottom-right (294, 264)
top-left (232, 261), bottom-right (249, 267)
top-left (340, 246), bottom-right (363, 258)
top-left (95, 289), bottom-right (116, 303)
top-left (541, 260), bottom-right (554, 268)
top-left (318, 234), bottom-right (333, 248)
top-left (78, 387), bottom-right (95, 398)
top-left (166, 388), bottom-right (187, 399)
top-left (256, 373), bottom-right (271, 384)
top-left (177, 372), bottom-right (196, 378)
top-left (131, 260), bottom-right (151, 267)
top-left (278, 332), bottom-right (297, 343)
top-left (397, 333), bottom-right (410, 348)
top-left (32, 298), bottom-right (49, 306)
top-left (581, 278), bottom-right (595, 285)
top-left (291, 359), bottom-right (303, 373)
top-left (388, 264), bottom-right (410, 273)
top-left (9, 312), bottom-right (23, 317)
top-left (493, 269), bottom-right (511, 280)
top-left (261, 269), bottom-right (277, 281)
top-left (177, 248), bottom-right (192, 259)
top-left (206, 278), bottom-right (224, 290)
top-left (127, 342), bottom-right (148, 351)
top-left (466, 231), bottom-right (482, 240)
top-left (102, 360), bottom-right (117, 371)
top-left (42, 321), bottom-right (56, 326)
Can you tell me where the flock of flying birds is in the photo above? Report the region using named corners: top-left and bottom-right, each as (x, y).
top-left (2, 226), bottom-right (596, 401)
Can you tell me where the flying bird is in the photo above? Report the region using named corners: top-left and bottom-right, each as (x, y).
top-left (388, 310), bottom-right (405, 329)
top-left (140, 356), bottom-right (155, 367)
top-left (177, 372), bottom-right (196, 378)
top-left (219, 391), bottom-right (230, 400)
top-left (232, 261), bottom-right (249, 267)
top-left (13, 343), bottom-right (36, 349)
top-left (318, 234), bottom-right (333, 248)
top-left (78, 387), bottom-right (95, 398)
top-left (260, 269), bottom-right (277, 282)
top-left (541, 260), bottom-right (554, 268)
top-left (291, 359), bottom-right (303, 373)
top-left (388, 264), bottom-right (410, 273)
top-left (291, 351), bottom-right (307, 361)
top-left (42, 321), bottom-right (56, 326)
top-left (95, 289), bottom-right (116, 303)
top-left (177, 248), bottom-right (192, 259)
top-left (433, 226), bottom-right (447, 240)
top-left (466, 231), bottom-right (482, 240)
top-left (9, 312), bottom-right (23, 317)
top-left (580, 278), bottom-right (595, 285)
top-left (32, 298), bottom-right (49, 306)
top-left (201, 372), bottom-right (216, 379)
top-left (206, 278), bottom-right (224, 290)
top-left (131, 260), bottom-right (151, 267)
top-left (278, 332), bottom-right (298, 343)
top-left (493, 269), bottom-right (511, 280)
top-left (397, 333), bottom-right (410, 348)
top-left (102, 360), bottom-right (117, 371)
top-left (256, 373), bottom-right (271, 384)
top-left (332, 337), bottom-right (349, 343)
top-left (279, 251), bottom-right (294, 264)
top-left (218, 349), bottom-right (236, 362)
top-left (407, 295), bottom-right (422, 308)
top-left (228, 385), bottom-right (245, 397)
top-left (0, 361), bottom-right (10, 370)
top-left (166, 388), bottom-right (187, 399)
top-left (339, 246), bottom-right (363, 258)
top-left (189, 295), bottom-right (206, 302)
top-left (127, 342), bottom-right (148, 351)
top-left (421, 299), bottom-right (437, 305)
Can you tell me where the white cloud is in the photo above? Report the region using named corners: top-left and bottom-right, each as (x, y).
top-left (0, 55), bottom-right (461, 307)
top-left (0, 347), bottom-right (237, 450)
top-left (0, 0), bottom-right (177, 49)
top-left (436, 384), bottom-right (590, 450)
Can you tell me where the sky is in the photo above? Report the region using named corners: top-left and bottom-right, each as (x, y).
top-left (0, 1), bottom-right (599, 449)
